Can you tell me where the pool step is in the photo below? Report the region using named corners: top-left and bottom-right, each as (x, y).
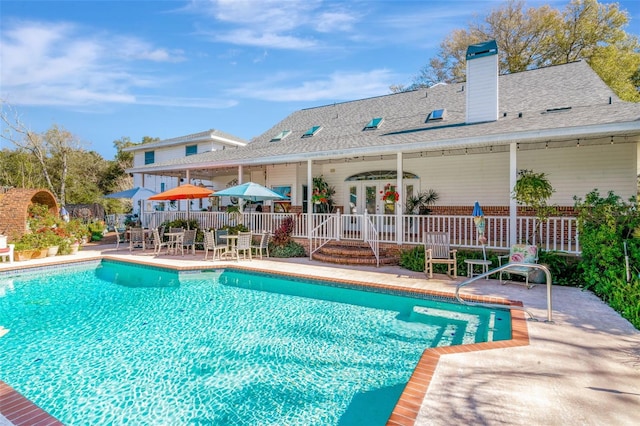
top-left (311, 242), bottom-right (398, 266)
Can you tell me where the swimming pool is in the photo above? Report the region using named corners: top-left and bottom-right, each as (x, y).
top-left (0, 260), bottom-right (511, 425)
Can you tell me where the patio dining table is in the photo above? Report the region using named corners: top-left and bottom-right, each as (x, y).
top-left (219, 234), bottom-right (238, 258)
top-left (164, 231), bottom-right (184, 255)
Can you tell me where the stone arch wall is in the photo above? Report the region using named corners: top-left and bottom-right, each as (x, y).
top-left (0, 188), bottom-right (59, 240)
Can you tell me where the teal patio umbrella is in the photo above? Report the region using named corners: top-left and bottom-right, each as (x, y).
top-left (104, 187), bottom-right (157, 199)
top-left (212, 182), bottom-right (289, 202)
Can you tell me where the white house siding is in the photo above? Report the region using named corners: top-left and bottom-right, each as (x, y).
top-left (404, 154), bottom-right (509, 206)
top-left (289, 143), bottom-right (636, 211)
top-left (267, 164), bottom-right (298, 206)
top-left (516, 143), bottom-right (637, 204)
top-left (309, 156), bottom-right (509, 208)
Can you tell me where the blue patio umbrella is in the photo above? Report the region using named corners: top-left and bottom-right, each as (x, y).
top-left (104, 187), bottom-right (157, 199)
top-left (473, 201), bottom-right (487, 258)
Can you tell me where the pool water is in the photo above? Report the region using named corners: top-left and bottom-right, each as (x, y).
top-left (0, 261), bottom-right (510, 425)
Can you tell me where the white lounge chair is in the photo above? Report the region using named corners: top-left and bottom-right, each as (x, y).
top-left (498, 244), bottom-right (539, 289)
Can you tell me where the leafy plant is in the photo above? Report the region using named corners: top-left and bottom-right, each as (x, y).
top-left (312, 175), bottom-right (335, 213)
top-left (404, 189), bottom-right (439, 215)
top-left (574, 189), bottom-right (640, 329)
top-left (512, 169), bottom-right (556, 245)
top-left (272, 216), bottom-right (295, 247)
top-left (270, 241), bottom-right (306, 258)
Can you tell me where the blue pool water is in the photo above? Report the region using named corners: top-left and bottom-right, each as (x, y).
top-left (0, 261), bottom-right (511, 425)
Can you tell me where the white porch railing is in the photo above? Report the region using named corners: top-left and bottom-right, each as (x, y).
top-left (363, 211), bottom-right (380, 267)
top-left (139, 211), bottom-right (581, 254)
top-left (309, 215), bottom-right (339, 260)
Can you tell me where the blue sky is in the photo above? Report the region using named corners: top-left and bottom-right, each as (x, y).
top-left (1, 0), bottom-right (639, 159)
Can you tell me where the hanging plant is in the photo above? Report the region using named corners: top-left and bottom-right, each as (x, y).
top-left (380, 183), bottom-right (399, 203)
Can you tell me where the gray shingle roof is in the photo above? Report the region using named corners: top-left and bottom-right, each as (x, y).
top-left (124, 128), bottom-right (247, 152)
top-left (132, 60), bottom-right (640, 173)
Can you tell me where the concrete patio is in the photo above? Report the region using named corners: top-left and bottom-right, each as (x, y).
top-left (1, 239), bottom-right (639, 425)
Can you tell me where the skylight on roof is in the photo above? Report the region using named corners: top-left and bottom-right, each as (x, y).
top-left (270, 130), bottom-right (291, 142)
top-left (427, 109), bottom-right (446, 122)
top-left (302, 125), bottom-right (322, 138)
top-left (364, 117), bottom-right (383, 130)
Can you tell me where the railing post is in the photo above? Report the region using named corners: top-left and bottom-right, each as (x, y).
top-left (336, 209), bottom-right (342, 241)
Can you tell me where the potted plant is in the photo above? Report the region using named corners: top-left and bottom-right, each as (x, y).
top-left (380, 183), bottom-right (399, 204)
top-left (312, 175), bottom-right (335, 213)
top-left (404, 189), bottom-right (439, 215)
top-left (13, 232), bottom-right (48, 260)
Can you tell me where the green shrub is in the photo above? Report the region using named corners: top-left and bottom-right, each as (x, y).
top-left (400, 246), bottom-right (580, 285)
top-left (574, 190), bottom-right (640, 329)
top-left (269, 241), bottom-right (306, 258)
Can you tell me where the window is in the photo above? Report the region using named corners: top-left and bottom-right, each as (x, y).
top-left (363, 117), bottom-right (383, 130)
top-left (271, 185), bottom-right (291, 212)
top-left (345, 170), bottom-right (419, 181)
top-left (270, 130), bottom-right (291, 142)
top-left (185, 145), bottom-right (198, 156)
top-left (427, 109), bottom-right (446, 122)
top-left (144, 151), bottom-right (155, 165)
top-left (160, 183), bottom-right (165, 192)
top-left (302, 125), bottom-right (322, 138)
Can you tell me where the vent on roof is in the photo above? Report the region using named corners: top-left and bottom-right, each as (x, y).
top-left (426, 109), bottom-right (446, 122)
top-left (542, 106), bottom-right (572, 114)
top-left (270, 130), bottom-right (291, 142)
top-left (363, 117), bottom-right (383, 130)
top-left (302, 125), bottom-right (322, 138)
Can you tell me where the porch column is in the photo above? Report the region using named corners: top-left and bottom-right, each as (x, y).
top-left (396, 152), bottom-right (403, 245)
top-left (307, 159), bottom-right (313, 241)
top-left (184, 170), bottom-right (190, 214)
top-left (509, 143), bottom-right (517, 246)
top-left (237, 165), bottom-right (244, 212)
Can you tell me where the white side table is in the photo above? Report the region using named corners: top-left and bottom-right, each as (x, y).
top-left (464, 259), bottom-right (492, 279)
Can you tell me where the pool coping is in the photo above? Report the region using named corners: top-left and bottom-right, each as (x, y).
top-left (0, 255), bottom-right (529, 426)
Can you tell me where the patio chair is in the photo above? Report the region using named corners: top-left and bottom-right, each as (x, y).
top-left (169, 227), bottom-right (184, 234)
top-left (203, 231), bottom-right (227, 261)
top-left (235, 232), bottom-right (253, 261)
top-left (115, 226), bottom-right (127, 249)
top-left (182, 229), bottom-right (197, 255)
top-left (129, 228), bottom-right (146, 252)
top-left (498, 244), bottom-right (539, 289)
top-left (251, 232), bottom-right (270, 259)
top-left (215, 229), bottom-right (229, 247)
top-left (424, 232), bottom-right (457, 279)
top-left (150, 228), bottom-right (169, 255)
top-left (0, 235), bottom-right (14, 263)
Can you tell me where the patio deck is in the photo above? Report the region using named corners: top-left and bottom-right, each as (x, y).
top-left (0, 237), bottom-right (638, 425)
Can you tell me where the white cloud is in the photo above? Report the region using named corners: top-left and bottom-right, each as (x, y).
top-left (228, 69), bottom-right (396, 102)
top-left (213, 29), bottom-right (316, 49)
top-left (135, 96), bottom-right (238, 109)
top-left (315, 11), bottom-right (357, 33)
top-left (0, 20), bottom-right (186, 107)
top-left (192, 0), bottom-right (358, 49)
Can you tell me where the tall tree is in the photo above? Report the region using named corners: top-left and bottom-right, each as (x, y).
top-left (394, 0), bottom-right (640, 102)
top-left (1, 102), bottom-right (82, 202)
